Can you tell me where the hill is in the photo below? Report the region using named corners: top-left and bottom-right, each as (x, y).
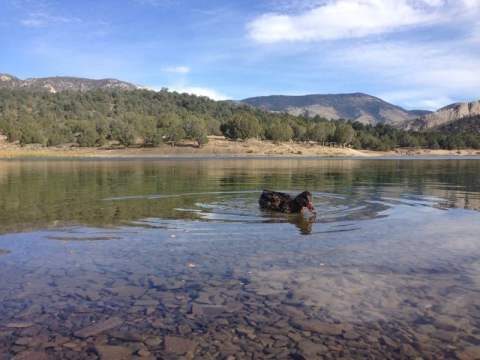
top-left (0, 74), bottom-right (478, 152)
top-left (436, 115), bottom-right (480, 134)
top-left (0, 73), bottom-right (138, 93)
top-left (241, 93), bottom-right (430, 127)
top-left (405, 100), bottom-right (480, 130)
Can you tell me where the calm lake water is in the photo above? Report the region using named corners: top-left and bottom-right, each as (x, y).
top-left (0, 159), bottom-right (480, 359)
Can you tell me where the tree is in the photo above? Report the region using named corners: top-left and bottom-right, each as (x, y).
top-left (138, 116), bottom-right (162, 147)
top-left (464, 134), bottom-right (480, 149)
top-left (183, 115), bottom-right (209, 147)
top-left (143, 127), bottom-right (163, 147)
top-left (95, 117), bottom-right (111, 146)
top-left (158, 113), bottom-right (186, 146)
top-left (399, 133), bottom-right (420, 148)
top-left (265, 121), bottom-right (294, 143)
top-left (0, 121), bottom-right (22, 143)
top-left (111, 120), bottom-right (136, 147)
top-left (164, 125), bottom-right (185, 146)
top-left (204, 115), bottom-right (222, 136)
top-left (291, 122), bottom-right (307, 141)
top-left (306, 122), bottom-right (335, 144)
top-left (73, 121), bottom-right (98, 147)
top-left (355, 132), bottom-right (382, 150)
top-left (20, 122), bottom-right (46, 146)
top-left (333, 123), bottom-right (355, 146)
top-left (221, 112), bottom-right (261, 140)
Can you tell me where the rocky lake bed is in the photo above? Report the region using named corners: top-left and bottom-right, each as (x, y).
top-left (0, 159), bottom-right (480, 359)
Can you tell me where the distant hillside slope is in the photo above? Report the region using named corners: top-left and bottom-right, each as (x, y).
top-left (242, 93), bottom-right (430, 127)
top-left (436, 114), bottom-right (480, 134)
top-left (405, 100), bottom-right (480, 130)
top-left (0, 73), bottom-right (138, 93)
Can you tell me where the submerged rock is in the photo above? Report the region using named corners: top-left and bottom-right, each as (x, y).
top-left (292, 320), bottom-right (344, 336)
top-left (236, 325), bottom-right (256, 340)
top-left (12, 351), bottom-right (48, 360)
top-left (6, 323), bottom-right (34, 329)
top-left (95, 344), bottom-right (133, 360)
top-left (298, 340), bottom-right (328, 356)
top-left (144, 336), bottom-right (162, 348)
top-left (137, 349), bottom-right (152, 357)
top-left (74, 317), bottom-right (123, 338)
top-left (191, 303), bottom-right (226, 317)
top-left (110, 286), bottom-right (145, 299)
top-left (164, 336), bottom-right (196, 354)
top-left (109, 330), bottom-right (144, 342)
top-left (456, 346), bottom-right (480, 360)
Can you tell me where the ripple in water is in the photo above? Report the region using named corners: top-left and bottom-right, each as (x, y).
top-left (112, 190), bottom-right (398, 237)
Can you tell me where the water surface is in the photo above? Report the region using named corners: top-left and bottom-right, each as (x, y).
top-left (0, 159), bottom-right (479, 359)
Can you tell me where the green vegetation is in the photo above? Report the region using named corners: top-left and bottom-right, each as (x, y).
top-left (221, 112), bottom-right (262, 140)
top-left (0, 88), bottom-right (478, 150)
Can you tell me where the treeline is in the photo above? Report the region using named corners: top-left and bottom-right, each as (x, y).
top-left (351, 120), bottom-right (480, 150)
top-left (0, 88), bottom-right (478, 150)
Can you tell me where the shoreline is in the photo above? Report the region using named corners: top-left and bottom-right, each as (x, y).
top-left (3, 154), bottom-right (480, 162)
top-left (1, 137), bottom-right (480, 160)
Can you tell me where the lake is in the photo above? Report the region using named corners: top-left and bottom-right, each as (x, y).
top-left (0, 158), bottom-right (480, 359)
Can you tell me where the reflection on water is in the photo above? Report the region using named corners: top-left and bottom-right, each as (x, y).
top-left (0, 159), bottom-right (480, 359)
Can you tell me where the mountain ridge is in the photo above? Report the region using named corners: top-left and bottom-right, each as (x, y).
top-left (2, 73), bottom-right (477, 131)
top-left (241, 93), bottom-right (431, 127)
top-left (0, 73), bottom-right (139, 93)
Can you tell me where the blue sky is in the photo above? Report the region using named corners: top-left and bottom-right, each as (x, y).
top-left (0, 0), bottom-right (479, 110)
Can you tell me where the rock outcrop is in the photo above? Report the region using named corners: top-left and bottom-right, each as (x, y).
top-left (0, 73), bottom-right (138, 93)
top-left (405, 100), bottom-right (480, 130)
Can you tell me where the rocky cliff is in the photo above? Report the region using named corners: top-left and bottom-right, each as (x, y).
top-left (405, 100), bottom-right (480, 130)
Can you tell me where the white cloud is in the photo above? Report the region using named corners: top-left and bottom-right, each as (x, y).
top-left (20, 11), bottom-right (78, 27)
top-left (162, 66), bottom-right (191, 74)
top-left (147, 85), bottom-right (228, 100)
top-left (380, 90), bottom-right (455, 110)
top-left (470, 23), bottom-right (480, 43)
top-left (336, 40), bottom-right (480, 109)
top-left (247, 0), bottom-right (477, 43)
top-left (340, 41), bottom-right (480, 87)
top-left (245, 0), bottom-right (480, 108)
top-left (133, 0), bottom-right (176, 6)
top-left (170, 86), bottom-right (228, 100)
top-left (462, 0), bottom-right (480, 8)
top-left (20, 18), bottom-right (46, 27)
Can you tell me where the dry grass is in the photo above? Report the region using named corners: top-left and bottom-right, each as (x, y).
top-left (0, 137), bottom-right (479, 159)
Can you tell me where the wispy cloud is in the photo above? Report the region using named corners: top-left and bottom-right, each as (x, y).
top-left (162, 66), bottom-right (190, 74)
top-left (11, 0), bottom-right (80, 28)
top-left (247, 0), bottom-right (477, 43)
top-left (20, 11), bottom-right (79, 27)
top-left (132, 0), bottom-right (176, 6)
